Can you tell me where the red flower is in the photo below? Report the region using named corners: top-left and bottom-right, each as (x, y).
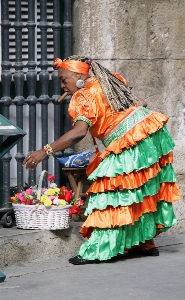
top-left (60, 186), bottom-right (67, 191)
top-left (69, 205), bottom-right (80, 216)
top-left (60, 186), bottom-right (67, 195)
top-left (48, 175), bottom-right (56, 182)
top-left (58, 194), bottom-right (65, 199)
top-left (27, 200), bottom-right (33, 205)
top-left (64, 190), bottom-right (73, 202)
top-left (10, 197), bottom-right (15, 203)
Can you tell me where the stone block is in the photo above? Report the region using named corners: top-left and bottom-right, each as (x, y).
top-left (0, 224), bottom-right (84, 268)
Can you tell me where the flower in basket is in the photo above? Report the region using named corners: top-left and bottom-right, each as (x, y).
top-left (10, 174), bottom-right (85, 216)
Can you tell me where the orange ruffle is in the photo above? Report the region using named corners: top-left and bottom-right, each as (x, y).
top-left (80, 182), bottom-right (181, 238)
top-left (156, 224), bottom-right (165, 228)
top-left (100, 111), bottom-right (169, 160)
top-left (80, 196), bottom-right (158, 238)
top-left (87, 162), bottom-right (161, 194)
top-left (159, 182), bottom-right (181, 202)
top-left (159, 151), bottom-right (173, 166)
top-left (87, 153), bottom-right (174, 194)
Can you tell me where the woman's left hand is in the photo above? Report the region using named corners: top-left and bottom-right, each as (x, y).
top-left (23, 149), bottom-right (47, 170)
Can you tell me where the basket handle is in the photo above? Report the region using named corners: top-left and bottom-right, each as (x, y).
top-left (37, 170), bottom-right (49, 200)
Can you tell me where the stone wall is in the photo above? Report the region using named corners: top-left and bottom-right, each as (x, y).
top-left (72, 0), bottom-right (185, 232)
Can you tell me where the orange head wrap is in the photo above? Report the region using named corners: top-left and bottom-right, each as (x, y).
top-left (54, 58), bottom-right (90, 74)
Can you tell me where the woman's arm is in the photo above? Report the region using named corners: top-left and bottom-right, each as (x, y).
top-left (23, 121), bottom-right (88, 169)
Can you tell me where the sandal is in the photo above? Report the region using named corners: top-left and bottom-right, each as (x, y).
top-left (69, 255), bottom-right (100, 265)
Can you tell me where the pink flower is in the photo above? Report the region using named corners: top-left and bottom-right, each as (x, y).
top-left (49, 195), bottom-right (55, 204)
top-left (42, 188), bottom-right (47, 194)
top-left (15, 192), bottom-right (22, 199)
top-left (25, 188), bottom-right (33, 195)
top-left (48, 175), bottom-right (56, 182)
top-left (19, 195), bottom-right (26, 203)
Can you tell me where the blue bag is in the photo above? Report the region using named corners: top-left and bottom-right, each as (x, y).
top-left (57, 151), bottom-right (93, 168)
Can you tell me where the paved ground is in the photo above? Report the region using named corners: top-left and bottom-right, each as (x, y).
top-left (0, 233), bottom-right (185, 300)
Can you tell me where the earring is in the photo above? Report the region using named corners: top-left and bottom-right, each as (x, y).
top-left (76, 79), bottom-right (85, 89)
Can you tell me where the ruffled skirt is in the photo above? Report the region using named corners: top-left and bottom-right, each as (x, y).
top-left (78, 109), bottom-right (181, 261)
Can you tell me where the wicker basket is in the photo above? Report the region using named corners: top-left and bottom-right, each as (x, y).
top-left (12, 170), bottom-right (71, 230)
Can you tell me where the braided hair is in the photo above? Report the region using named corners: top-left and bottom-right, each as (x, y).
top-left (64, 55), bottom-right (139, 112)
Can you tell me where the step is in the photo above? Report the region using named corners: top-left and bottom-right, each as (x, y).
top-left (1, 223), bottom-right (185, 268)
top-left (0, 222), bottom-right (84, 268)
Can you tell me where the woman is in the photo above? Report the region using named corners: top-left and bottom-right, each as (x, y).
top-left (23, 55), bottom-right (181, 265)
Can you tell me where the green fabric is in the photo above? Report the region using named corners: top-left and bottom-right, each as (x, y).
top-left (154, 201), bottom-right (177, 227)
top-left (88, 126), bottom-right (175, 181)
top-left (86, 164), bottom-right (176, 215)
top-left (79, 204), bottom-right (177, 260)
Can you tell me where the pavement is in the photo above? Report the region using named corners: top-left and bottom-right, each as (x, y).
top-left (0, 232), bottom-right (185, 300)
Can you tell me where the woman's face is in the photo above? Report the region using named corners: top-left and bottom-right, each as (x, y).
top-left (58, 67), bottom-right (80, 95)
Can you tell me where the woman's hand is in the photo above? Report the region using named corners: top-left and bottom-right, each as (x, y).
top-left (23, 149), bottom-right (47, 170)
top-left (23, 121), bottom-right (88, 170)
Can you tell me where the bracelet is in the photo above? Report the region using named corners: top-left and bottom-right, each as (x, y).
top-left (44, 144), bottom-right (54, 156)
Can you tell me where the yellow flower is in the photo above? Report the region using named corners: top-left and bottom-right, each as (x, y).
top-left (59, 200), bottom-right (67, 206)
top-left (41, 195), bottom-right (49, 204)
top-left (46, 188), bottom-right (55, 196)
top-left (53, 188), bottom-right (60, 194)
top-left (44, 198), bottom-right (52, 207)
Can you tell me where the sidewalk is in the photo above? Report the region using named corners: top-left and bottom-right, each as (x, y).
top-left (1, 232), bottom-right (185, 300)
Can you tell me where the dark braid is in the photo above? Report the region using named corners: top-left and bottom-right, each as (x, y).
top-left (64, 55), bottom-right (139, 112)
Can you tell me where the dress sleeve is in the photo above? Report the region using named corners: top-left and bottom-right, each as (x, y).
top-left (68, 90), bottom-right (97, 130)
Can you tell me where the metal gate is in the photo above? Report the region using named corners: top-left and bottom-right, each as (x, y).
top-left (0, 0), bottom-right (73, 208)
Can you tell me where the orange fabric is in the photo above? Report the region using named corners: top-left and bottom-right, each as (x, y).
top-left (79, 183), bottom-right (181, 238)
top-left (158, 182), bottom-right (180, 202)
top-left (54, 58), bottom-right (90, 74)
top-left (159, 152), bottom-right (173, 166)
top-left (156, 224), bottom-right (165, 228)
top-left (86, 151), bottom-right (102, 177)
top-left (69, 77), bottom-right (137, 139)
top-left (87, 153), bottom-right (174, 193)
top-left (80, 197), bottom-right (157, 238)
top-left (69, 76), bottom-right (168, 150)
top-left (87, 162), bottom-right (162, 194)
top-left (99, 111), bottom-right (169, 159)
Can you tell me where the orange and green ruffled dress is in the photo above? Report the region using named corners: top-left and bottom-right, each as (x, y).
top-left (68, 75), bottom-right (181, 261)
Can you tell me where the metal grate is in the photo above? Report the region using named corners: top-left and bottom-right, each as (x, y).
top-left (8, 0), bottom-right (54, 76)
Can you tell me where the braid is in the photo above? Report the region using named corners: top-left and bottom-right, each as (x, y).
top-left (65, 55), bottom-right (138, 112)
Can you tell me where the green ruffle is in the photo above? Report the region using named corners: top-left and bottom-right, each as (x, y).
top-left (88, 126), bottom-right (175, 181)
top-left (86, 164), bottom-right (176, 215)
top-left (154, 201), bottom-right (177, 227)
top-left (79, 203), bottom-right (177, 261)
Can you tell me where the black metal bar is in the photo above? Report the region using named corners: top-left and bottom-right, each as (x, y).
top-left (26, 0), bottom-right (37, 185)
top-left (38, 0), bottom-right (50, 186)
top-left (63, 0), bottom-right (74, 156)
top-left (1, 0), bottom-right (12, 207)
top-left (51, 0), bottom-right (62, 187)
top-left (63, 0), bottom-right (73, 58)
top-left (13, 0), bottom-right (25, 191)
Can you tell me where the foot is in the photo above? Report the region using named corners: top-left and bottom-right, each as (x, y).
top-left (128, 246), bottom-right (159, 256)
top-left (69, 255), bottom-right (100, 265)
